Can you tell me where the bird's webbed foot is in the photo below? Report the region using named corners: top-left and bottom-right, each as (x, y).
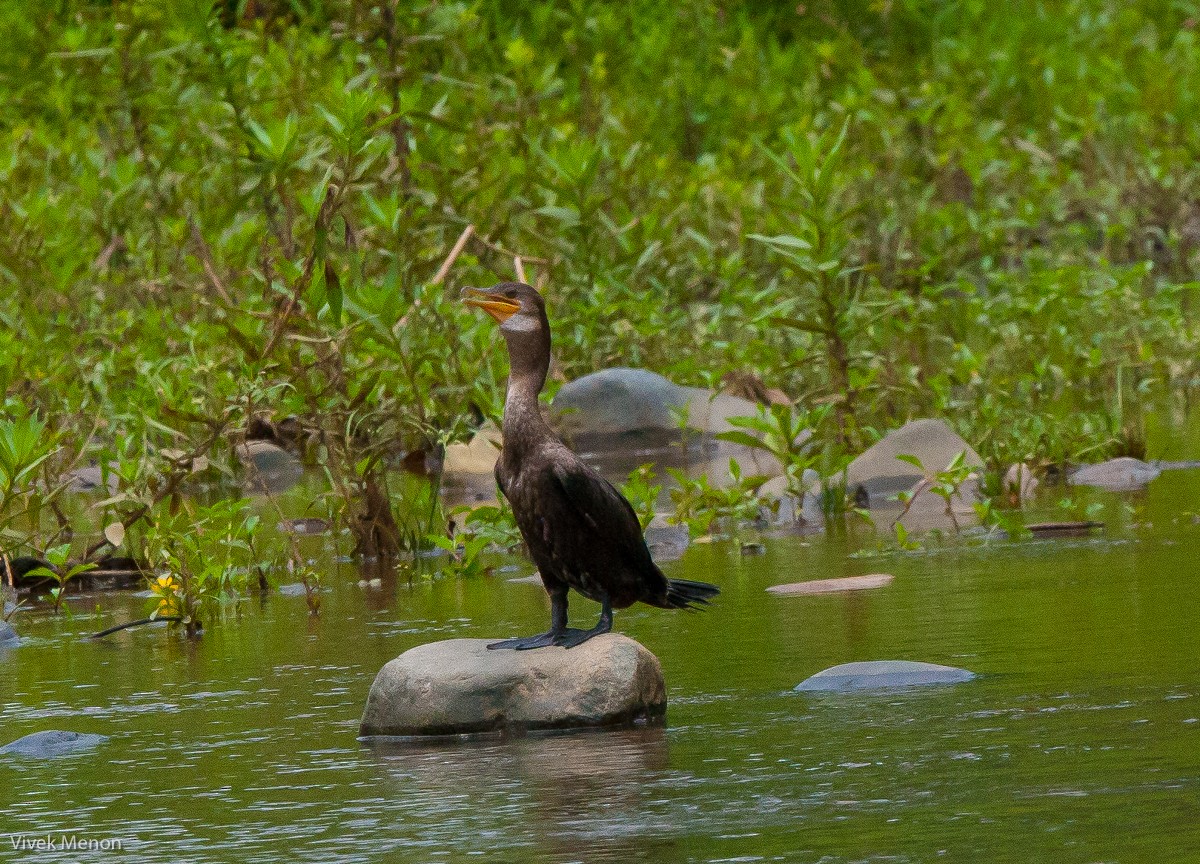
top-left (551, 620), bottom-right (612, 649)
top-left (486, 630), bottom-right (562, 651)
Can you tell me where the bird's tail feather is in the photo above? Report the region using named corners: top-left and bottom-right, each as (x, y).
top-left (664, 578), bottom-right (720, 610)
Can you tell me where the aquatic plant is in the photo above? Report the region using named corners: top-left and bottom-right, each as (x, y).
top-left (141, 498), bottom-right (262, 637)
top-left (19, 544), bottom-right (97, 615)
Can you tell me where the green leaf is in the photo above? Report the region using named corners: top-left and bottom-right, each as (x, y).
top-left (746, 233), bottom-right (812, 250)
top-left (714, 430), bottom-right (766, 451)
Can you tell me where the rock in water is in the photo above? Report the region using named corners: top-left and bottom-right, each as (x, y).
top-left (1, 731), bottom-right (108, 758)
top-left (1069, 457), bottom-right (1160, 491)
top-left (795, 660), bottom-right (976, 692)
top-left (767, 574), bottom-right (894, 595)
top-left (360, 635), bottom-right (666, 736)
top-left (847, 418), bottom-right (983, 500)
top-left (236, 439), bottom-right (304, 493)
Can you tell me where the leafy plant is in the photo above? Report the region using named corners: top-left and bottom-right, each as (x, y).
top-left (667, 459), bottom-right (767, 538)
top-left (619, 464), bottom-right (662, 532)
top-left (20, 544), bottom-right (97, 615)
top-left (141, 498), bottom-right (262, 637)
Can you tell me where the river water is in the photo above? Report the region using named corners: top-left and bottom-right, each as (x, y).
top-left (3, 457), bottom-right (1200, 862)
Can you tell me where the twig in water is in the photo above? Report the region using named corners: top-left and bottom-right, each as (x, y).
top-left (90, 616), bottom-right (183, 639)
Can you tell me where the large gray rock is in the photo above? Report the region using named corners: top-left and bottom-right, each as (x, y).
top-left (795, 660), bottom-right (976, 692)
top-left (1070, 457), bottom-right (1160, 491)
top-left (360, 635), bottom-right (666, 736)
top-left (551, 367), bottom-right (762, 439)
top-left (237, 439), bottom-right (304, 493)
top-left (1, 730), bottom-right (109, 758)
top-left (844, 419), bottom-right (983, 529)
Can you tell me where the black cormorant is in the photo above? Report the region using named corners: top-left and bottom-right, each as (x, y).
top-left (462, 282), bottom-right (720, 650)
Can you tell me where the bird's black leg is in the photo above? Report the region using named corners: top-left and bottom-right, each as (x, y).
top-left (553, 595), bottom-right (613, 649)
top-left (487, 584), bottom-right (569, 650)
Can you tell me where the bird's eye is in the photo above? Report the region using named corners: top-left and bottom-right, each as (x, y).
top-left (504, 290), bottom-right (518, 299)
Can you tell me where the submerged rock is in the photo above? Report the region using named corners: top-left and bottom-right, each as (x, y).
top-left (795, 660), bottom-right (976, 692)
top-left (767, 574), bottom-right (894, 596)
top-left (1069, 457), bottom-right (1160, 491)
top-left (1, 730), bottom-right (109, 758)
top-left (360, 635), bottom-right (666, 736)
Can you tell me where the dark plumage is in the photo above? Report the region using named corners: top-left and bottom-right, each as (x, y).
top-left (462, 282), bottom-right (719, 650)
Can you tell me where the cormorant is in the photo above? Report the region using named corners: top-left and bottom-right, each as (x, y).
top-left (462, 282), bottom-right (720, 650)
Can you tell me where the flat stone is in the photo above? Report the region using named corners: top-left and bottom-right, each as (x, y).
top-left (63, 463), bottom-right (119, 494)
top-left (795, 660), bottom-right (976, 692)
top-left (768, 574), bottom-right (894, 595)
top-left (1070, 457), bottom-right (1161, 491)
top-left (506, 574), bottom-right (544, 585)
top-left (360, 635), bottom-right (666, 736)
top-left (1, 730), bottom-right (109, 758)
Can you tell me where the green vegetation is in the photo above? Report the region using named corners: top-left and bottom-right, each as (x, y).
top-left (1, 1), bottom-right (1198, 625)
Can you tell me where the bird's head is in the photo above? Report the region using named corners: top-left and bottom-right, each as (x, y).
top-left (460, 282), bottom-right (547, 337)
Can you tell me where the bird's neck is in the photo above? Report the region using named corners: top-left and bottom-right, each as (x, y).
top-left (501, 335), bottom-right (552, 453)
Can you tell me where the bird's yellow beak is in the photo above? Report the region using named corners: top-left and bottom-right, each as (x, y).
top-left (461, 287), bottom-right (520, 323)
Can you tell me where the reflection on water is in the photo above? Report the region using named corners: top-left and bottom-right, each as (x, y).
top-left (365, 729), bottom-right (671, 861)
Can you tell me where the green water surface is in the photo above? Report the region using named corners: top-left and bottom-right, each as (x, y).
top-left (3, 470), bottom-right (1200, 863)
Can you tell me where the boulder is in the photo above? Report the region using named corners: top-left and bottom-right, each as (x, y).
top-left (767, 574), bottom-right (894, 596)
top-left (1069, 457), bottom-right (1160, 491)
top-left (1, 730), bottom-right (108, 758)
top-left (843, 419), bottom-right (982, 529)
top-left (360, 635), bottom-right (666, 736)
top-left (846, 419), bottom-right (983, 496)
top-left (552, 368), bottom-right (689, 438)
top-left (237, 440), bottom-right (304, 493)
top-left (441, 421), bottom-right (505, 503)
top-left (551, 368), bottom-right (762, 439)
top-left (0, 620), bottom-right (18, 647)
top-left (795, 660), bottom-right (976, 692)
top-left (63, 463), bottom-right (119, 494)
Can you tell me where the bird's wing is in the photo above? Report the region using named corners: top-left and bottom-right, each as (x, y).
top-left (548, 460), bottom-right (645, 540)
top-left (493, 453), bottom-right (507, 497)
